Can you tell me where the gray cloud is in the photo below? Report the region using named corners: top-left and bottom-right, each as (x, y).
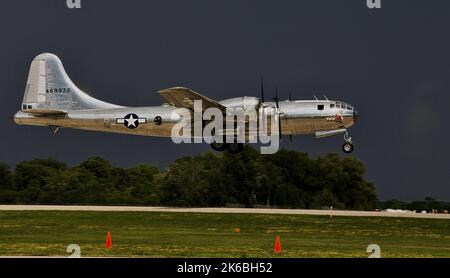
top-left (1, 0), bottom-right (449, 201)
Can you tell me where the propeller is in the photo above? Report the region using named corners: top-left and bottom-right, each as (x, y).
top-left (272, 87), bottom-right (279, 108)
top-left (259, 79), bottom-right (285, 142)
top-left (272, 87), bottom-right (282, 140)
top-left (289, 91), bottom-right (293, 142)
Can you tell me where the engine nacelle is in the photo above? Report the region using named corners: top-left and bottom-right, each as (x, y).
top-left (219, 96), bottom-right (261, 111)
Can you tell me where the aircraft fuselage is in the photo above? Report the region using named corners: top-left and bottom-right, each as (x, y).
top-left (15, 99), bottom-right (357, 138)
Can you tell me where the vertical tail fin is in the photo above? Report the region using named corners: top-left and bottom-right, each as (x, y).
top-left (21, 53), bottom-right (122, 114)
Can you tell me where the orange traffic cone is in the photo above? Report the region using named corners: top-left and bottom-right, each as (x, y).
top-left (274, 236), bottom-right (282, 254)
top-left (106, 231), bottom-right (112, 249)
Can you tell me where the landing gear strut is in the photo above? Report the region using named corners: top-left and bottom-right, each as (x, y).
top-left (342, 131), bottom-right (354, 154)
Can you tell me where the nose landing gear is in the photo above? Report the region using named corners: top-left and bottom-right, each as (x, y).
top-left (342, 131), bottom-right (354, 154)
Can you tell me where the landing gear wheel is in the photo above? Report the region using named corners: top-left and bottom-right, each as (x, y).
top-left (342, 130), bottom-right (354, 154)
top-left (342, 142), bottom-right (354, 154)
top-left (211, 142), bottom-right (227, 152)
top-left (227, 143), bottom-right (244, 154)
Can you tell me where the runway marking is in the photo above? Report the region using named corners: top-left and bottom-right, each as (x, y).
top-left (0, 205), bottom-right (449, 219)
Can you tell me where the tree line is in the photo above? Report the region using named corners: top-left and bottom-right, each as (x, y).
top-left (0, 147), bottom-right (378, 210)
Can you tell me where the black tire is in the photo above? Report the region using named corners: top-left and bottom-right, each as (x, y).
top-left (342, 142), bottom-right (354, 154)
top-left (227, 143), bottom-right (244, 154)
top-left (211, 142), bottom-right (227, 152)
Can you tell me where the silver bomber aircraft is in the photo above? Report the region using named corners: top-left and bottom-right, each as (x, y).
top-left (14, 53), bottom-right (359, 154)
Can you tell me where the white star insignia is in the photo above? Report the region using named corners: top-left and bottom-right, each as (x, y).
top-left (125, 114), bottom-right (138, 127)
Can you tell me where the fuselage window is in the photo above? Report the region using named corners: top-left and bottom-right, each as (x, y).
top-left (336, 104), bottom-right (341, 109)
top-left (330, 104), bottom-right (335, 108)
top-left (22, 104), bottom-right (27, 110)
top-left (348, 106), bottom-right (353, 111)
top-left (318, 105), bottom-right (324, 110)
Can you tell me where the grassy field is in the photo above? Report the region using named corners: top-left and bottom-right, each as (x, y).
top-left (0, 211), bottom-right (449, 258)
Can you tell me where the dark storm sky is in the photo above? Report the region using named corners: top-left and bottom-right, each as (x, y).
top-left (1, 0), bottom-right (449, 201)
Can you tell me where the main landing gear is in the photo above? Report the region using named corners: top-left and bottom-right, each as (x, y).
top-left (342, 131), bottom-right (354, 154)
top-left (211, 142), bottom-right (244, 154)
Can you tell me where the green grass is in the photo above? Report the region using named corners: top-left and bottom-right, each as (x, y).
top-left (0, 211), bottom-right (449, 258)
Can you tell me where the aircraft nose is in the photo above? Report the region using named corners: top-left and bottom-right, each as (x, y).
top-left (353, 109), bottom-right (359, 123)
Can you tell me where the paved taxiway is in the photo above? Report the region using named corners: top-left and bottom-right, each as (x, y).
top-left (1, 205), bottom-right (449, 219)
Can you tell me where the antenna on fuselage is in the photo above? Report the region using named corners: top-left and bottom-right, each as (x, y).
top-left (272, 87), bottom-right (282, 141)
top-left (313, 95), bottom-right (319, 101)
top-left (324, 95), bottom-right (329, 101)
top-left (273, 87), bottom-right (280, 108)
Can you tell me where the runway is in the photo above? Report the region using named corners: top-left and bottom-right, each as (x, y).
top-left (0, 205), bottom-right (449, 219)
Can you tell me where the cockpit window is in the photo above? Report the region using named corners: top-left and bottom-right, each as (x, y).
top-left (317, 105), bottom-right (324, 111)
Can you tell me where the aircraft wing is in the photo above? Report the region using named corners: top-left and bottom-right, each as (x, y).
top-left (158, 87), bottom-right (227, 112)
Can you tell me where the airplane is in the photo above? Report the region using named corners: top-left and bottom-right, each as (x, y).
top-left (14, 53), bottom-right (358, 154)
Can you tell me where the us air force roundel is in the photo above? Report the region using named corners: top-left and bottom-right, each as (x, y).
top-left (116, 113), bottom-right (147, 129)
